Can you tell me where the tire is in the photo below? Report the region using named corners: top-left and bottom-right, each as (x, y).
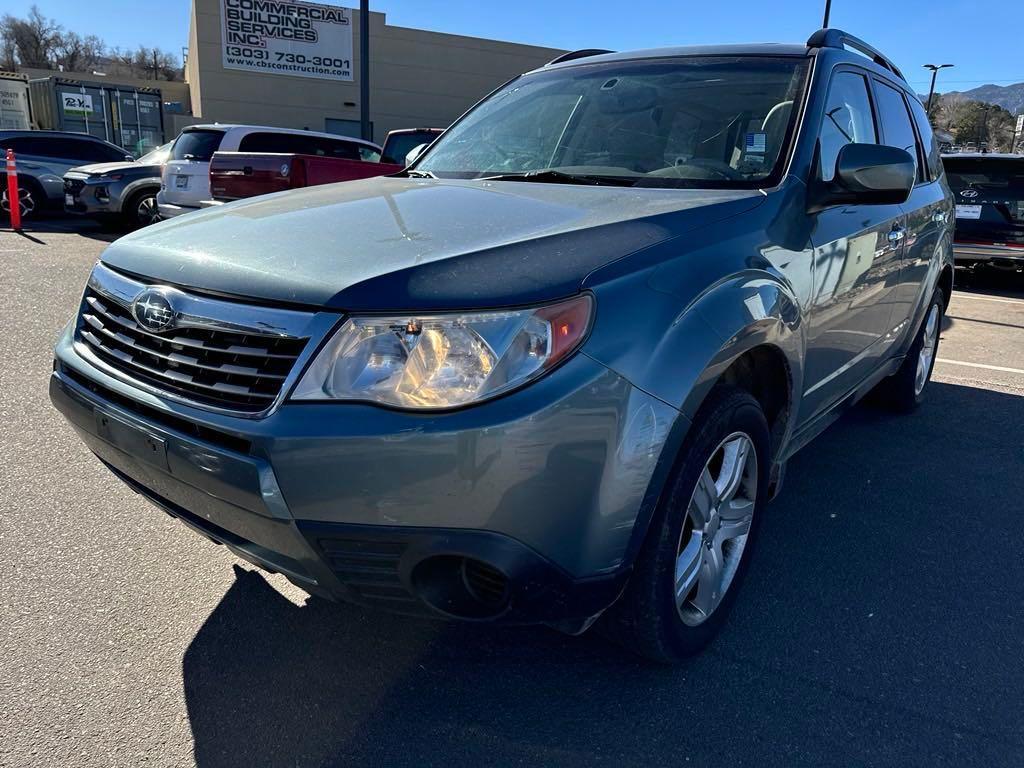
top-left (600, 386), bottom-right (770, 663)
top-left (123, 188), bottom-right (161, 229)
top-left (872, 288), bottom-right (944, 413)
top-left (1, 177), bottom-right (42, 221)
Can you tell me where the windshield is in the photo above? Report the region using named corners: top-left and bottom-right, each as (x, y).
top-left (137, 142), bottom-right (172, 165)
top-left (416, 56), bottom-right (809, 188)
top-left (171, 129), bottom-right (225, 162)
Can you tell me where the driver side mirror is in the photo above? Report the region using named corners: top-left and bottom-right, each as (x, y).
top-left (810, 143), bottom-right (915, 211)
top-left (405, 143), bottom-right (427, 166)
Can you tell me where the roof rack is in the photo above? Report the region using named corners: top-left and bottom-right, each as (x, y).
top-left (806, 28), bottom-right (906, 82)
top-left (546, 49), bottom-right (614, 66)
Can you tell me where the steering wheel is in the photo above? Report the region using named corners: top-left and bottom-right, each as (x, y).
top-left (650, 158), bottom-right (745, 181)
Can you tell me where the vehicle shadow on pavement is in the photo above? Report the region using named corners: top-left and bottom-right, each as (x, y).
top-left (182, 382), bottom-right (1024, 768)
top-left (954, 266), bottom-right (1024, 297)
top-left (4, 215), bottom-right (124, 244)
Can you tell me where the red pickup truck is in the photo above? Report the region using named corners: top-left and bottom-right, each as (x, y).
top-left (209, 153), bottom-right (403, 202)
top-left (208, 128), bottom-right (442, 204)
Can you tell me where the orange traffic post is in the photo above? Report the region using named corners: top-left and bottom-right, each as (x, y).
top-left (5, 149), bottom-right (21, 231)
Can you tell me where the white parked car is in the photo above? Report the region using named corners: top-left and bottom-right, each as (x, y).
top-left (156, 124), bottom-right (382, 219)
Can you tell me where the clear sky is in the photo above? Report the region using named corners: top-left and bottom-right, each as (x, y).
top-left (9, 0), bottom-right (1023, 94)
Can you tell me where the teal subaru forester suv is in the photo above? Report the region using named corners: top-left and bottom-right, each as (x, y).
top-left (51, 29), bottom-right (953, 661)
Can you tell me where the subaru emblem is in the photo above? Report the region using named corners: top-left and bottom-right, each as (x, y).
top-left (132, 288), bottom-right (176, 332)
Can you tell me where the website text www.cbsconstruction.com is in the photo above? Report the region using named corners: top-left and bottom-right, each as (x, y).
top-left (224, 55), bottom-right (350, 78)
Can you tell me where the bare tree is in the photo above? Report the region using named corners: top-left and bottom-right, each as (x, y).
top-left (1, 5), bottom-right (62, 69)
top-left (0, 7), bottom-right (180, 80)
top-left (130, 46), bottom-right (180, 81)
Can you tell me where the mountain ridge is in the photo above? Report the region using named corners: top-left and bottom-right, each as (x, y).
top-left (940, 82), bottom-right (1024, 115)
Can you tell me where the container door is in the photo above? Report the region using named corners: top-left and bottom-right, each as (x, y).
top-left (0, 80), bottom-right (31, 130)
top-left (112, 89), bottom-right (164, 157)
top-left (55, 83), bottom-right (111, 142)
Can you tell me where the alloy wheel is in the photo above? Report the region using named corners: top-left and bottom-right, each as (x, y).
top-left (136, 195), bottom-right (160, 226)
top-left (1, 186), bottom-right (36, 219)
top-left (915, 303), bottom-right (940, 396)
top-left (675, 432), bottom-right (758, 627)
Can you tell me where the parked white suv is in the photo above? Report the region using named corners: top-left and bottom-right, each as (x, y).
top-left (156, 124), bottom-right (382, 218)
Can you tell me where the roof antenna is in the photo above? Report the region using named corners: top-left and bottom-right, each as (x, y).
top-left (823, 0), bottom-right (832, 27)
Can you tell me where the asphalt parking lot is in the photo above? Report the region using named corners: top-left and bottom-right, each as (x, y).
top-left (2, 218), bottom-right (1023, 768)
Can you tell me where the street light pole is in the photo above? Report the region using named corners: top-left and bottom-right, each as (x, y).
top-left (924, 63), bottom-right (954, 118)
top-left (360, 0), bottom-right (370, 142)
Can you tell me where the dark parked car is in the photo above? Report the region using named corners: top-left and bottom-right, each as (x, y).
top-left (0, 130), bottom-right (133, 220)
top-left (64, 142), bottom-right (171, 229)
top-left (943, 153), bottom-right (1024, 271)
top-left (50, 29), bottom-right (953, 662)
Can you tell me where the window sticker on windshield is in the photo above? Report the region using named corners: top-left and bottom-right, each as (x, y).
top-left (745, 132), bottom-right (767, 154)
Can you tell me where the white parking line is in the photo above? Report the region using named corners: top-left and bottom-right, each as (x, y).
top-left (936, 358), bottom-right (1024, 375)
top-left (951, 292), bottom-right (1024, 306)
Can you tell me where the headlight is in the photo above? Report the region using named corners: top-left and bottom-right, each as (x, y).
top-left (290, 294), bottom-right (593, 409)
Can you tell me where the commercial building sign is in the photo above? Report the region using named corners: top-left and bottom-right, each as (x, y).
top-left (221, 0), bottom-right (354, 81)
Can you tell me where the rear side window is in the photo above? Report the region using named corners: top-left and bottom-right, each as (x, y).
top-left (358, 146), bottom-right (381, 163)
top-left (4, 136), bottom-right (117, 161)
top-left (238, 132), bottom-right (363, 160)
top-left (77, 140), bottom-right (126, 163)
top-left (172, 130), bottom-right (224, 162)
top-left (818, 71), bottom-right (877, 182)
top-left (906, 96), bottom-right (943, 180)
top-left (873, 81), bottom-right (923, 182)
top-left (0, 137), bottom-right (26, 153)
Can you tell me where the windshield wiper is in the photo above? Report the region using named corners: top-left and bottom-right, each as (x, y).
top-left (477, 169), bottom-right (635, 187)
top-left (405, 169), bottom-right (436, 178)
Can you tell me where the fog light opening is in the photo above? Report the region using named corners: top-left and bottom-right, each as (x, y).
top-left (411, 555), bottom-right (510, 620)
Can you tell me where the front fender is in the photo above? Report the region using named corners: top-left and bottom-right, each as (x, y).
top-left (116, 178), bottom-right (160, 213)
top-left (584, 268), bottom-right (804, 430)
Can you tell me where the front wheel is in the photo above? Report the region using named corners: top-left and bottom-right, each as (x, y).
top-left (600, 387), bottom-right (770, 662)
top-left (124, 189), bottom-right (160, 229)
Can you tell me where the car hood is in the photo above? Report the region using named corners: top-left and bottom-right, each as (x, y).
top-left (101, 177), bottom-right (764, 310)
top-left (70, 161), bottom-right (159, 177)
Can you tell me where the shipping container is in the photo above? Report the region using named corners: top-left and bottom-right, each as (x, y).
top-left (0, 72), bottom-right (32, 130)
top-left (28, 77), bottom-right (166, 156)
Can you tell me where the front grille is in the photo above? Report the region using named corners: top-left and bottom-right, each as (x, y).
top-left (64, 177), bottom-right (86, 195)
top-left (76, 287), bottom-right (308, 412)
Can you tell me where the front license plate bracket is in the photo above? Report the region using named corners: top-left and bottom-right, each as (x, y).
top-left (95, 409), bottom-right (169, 471)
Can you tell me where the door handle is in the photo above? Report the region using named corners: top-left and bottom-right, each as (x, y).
top-left (887, 227), bottom-right (906, 244)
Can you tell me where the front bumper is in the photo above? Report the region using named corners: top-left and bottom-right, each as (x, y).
top-left (50, 327), bottom-right (683, 624)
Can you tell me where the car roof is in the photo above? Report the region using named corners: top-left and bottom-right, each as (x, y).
top-left (535, 42), bottom-right (810, 73)
top-left (182, 123), bottom-right (382, 151)
top-left (0, 129), bottom-right (118, 142)
top-left (532, 30), bottom-right (911, 91)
